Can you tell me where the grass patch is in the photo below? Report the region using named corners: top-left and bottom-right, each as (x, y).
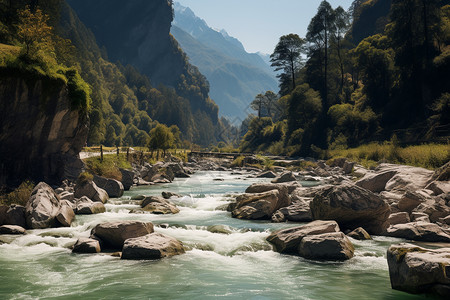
top-left (0, 180), bottom-right (34, 206)
top-left (231, 156), bottom-right (245, 167)
top-left (83, 154), bottom-right (132, 180)
top-left (76, 172), bottom-right (93, 185)
top-left (329, 143), bottom-right (450, 169)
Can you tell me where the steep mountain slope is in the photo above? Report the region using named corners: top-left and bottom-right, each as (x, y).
top-left (172, 3), bottom-right (278, 120)
top-left (67, 0), bottom-right (221, 145)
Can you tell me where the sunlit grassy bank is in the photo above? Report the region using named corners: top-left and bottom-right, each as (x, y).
top-left (329, 142), bottom-right (450, 170)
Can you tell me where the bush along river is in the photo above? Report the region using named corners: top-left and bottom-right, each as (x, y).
top-left (1, 158), bottom-right (449, 299)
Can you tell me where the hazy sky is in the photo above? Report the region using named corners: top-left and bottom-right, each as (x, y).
top-left (176, 0), bottom-right (354, 54)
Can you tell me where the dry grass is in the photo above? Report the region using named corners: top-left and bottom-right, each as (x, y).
top-left (329, 143), bottom-right (449, 170)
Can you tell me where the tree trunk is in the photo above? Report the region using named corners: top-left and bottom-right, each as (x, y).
top-left (290, 57), bottom-right (296, 91)
top-left (422, 0), bottom-right (430, 63)
top-left (337, 38), bottom-right (344, 95)
top-left (324, 20), bottom-right (328, 110)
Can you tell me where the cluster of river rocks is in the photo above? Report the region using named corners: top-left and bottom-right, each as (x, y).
top-left (0, 155), bottom-right (449, 298)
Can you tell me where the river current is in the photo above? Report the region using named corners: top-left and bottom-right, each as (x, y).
top-left (0, 171), bottom-right (426, 299)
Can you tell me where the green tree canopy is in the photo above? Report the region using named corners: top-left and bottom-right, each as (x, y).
top-left (17, 6), bottom-right (52, 56)
top-left (270, 34), bottom-right (305, 95)
top-left (148, 123), bottom-right (175, 155)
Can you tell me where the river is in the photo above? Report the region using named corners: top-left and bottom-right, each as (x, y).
top-left (0, 171), bottom-right (426, 299)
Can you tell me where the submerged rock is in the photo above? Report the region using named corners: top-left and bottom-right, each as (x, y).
top-left (0, 225), bottom-right (26, 235)
top-left (207, 225), bottom-right (233, 234)
top-left (299, 232), bottom-right (354, 261)
top-left (386, 222), bottom-right (450, 242)
top-left (266, 220), bottom-right (340, 254)
top-left (310, 183), bottom-right (390, 234)
top-left (25, 182), bottom-right (61, 229)
top-left (76, 197), bottom-right (106, 214)
top-left (387, 243), bottom-right (450, 298)
top-left (91, 221), bottom-right (154, 249)
top-left (72, 238), bottom-right (101, 253)
top-left (121, 233), bottom-right (185, 260)
top-left (140, 196), bottom-right (179, 214)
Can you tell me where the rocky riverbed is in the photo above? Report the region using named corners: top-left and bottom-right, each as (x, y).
top-left (0, 156), bottom-right (449, 299)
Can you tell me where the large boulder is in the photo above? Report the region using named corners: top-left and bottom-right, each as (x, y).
top-left (121, 233), bottom-right (185, 260)
top-left (245, 183), bottom-right (290, 210)
top-left (72, 238), bottom-right (101, 253)
top-left (74, 180), bottom-right (108, 203)
top-left (91, 221), bottom-right (154, 249)
top-left (387, 212), bottom-right (410, 226)
top-left (271, 172), bottom-right (296, 183)
top-left (119, 168), bottom-right (135, 191)
top-left (0, 225), bottom-right (26, 235)
top-left (356, 171), bottom-right (397, 193)
top-left (1, 205), bottom-right (26, 228)
top-left (276, 200), bottom-right (313, 222)
top-left (76, 196), bottom-right (106, 214)
top-left (231, 190), bottom-right (280, 220)
top-left (387, 243), bottom-right (450, 298)
top-left (55, 200), bottom-right (75, 227)
top-left (163, 162), bottom-right (189, 178)
top-left (347, 227), bottom-right (372, 240)
top-left (386, 222), bottom-right (450, 242)
top-left (425, 181), bottom-right (450, 196)
top-left (25, 182), bottom-right (61, 229)
top-left (266, 220), bottom-right (340, 254)
top-left (413, 199), bottom-right (450, 223)
top-left (93, 175), bottom-right (124, 198)
top-left (299, 232), bottom-right (354, 261)
top-left (397, 191), bottom-right (426, 213)
top-left (138, 196), bottom-right (179, 214)
top-left (310, 183), bottom-right (391, 234)
top-left (382, 164), bottom-right (434, 192)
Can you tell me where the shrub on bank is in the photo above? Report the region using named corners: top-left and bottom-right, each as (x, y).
top-left (0, 180), bottom-right (34, 206)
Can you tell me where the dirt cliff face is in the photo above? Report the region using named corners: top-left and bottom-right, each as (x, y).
top-left (0, 73), bottom-right (89, 188)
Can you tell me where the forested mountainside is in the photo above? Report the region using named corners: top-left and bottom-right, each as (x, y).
top-left (241, 0), bottom-right (450, 156)
top-left (67, 0), bottom-right (222, 145)
top-left (171, 3), bottom-right (278, 120)
top-left (0, 0), bottom-right (225, 147)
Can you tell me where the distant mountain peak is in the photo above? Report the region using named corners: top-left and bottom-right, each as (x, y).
top-left (171, 3), bottom-right (278, 119)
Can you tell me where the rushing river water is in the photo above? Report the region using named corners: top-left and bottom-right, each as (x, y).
top-left (0, 171), bottom-right (428, 299)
